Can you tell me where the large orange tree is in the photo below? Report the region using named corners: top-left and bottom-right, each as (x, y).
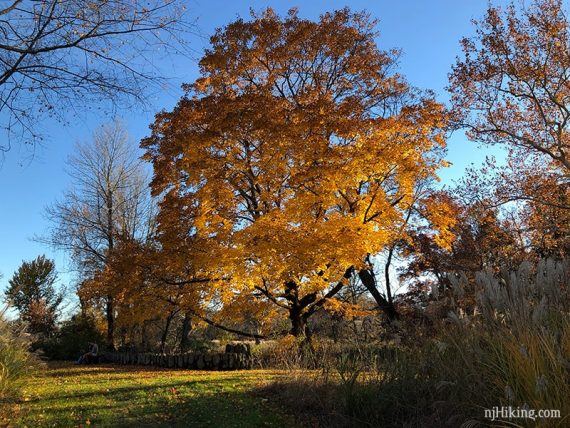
top-left (142, 9), bottom-right (451, 337)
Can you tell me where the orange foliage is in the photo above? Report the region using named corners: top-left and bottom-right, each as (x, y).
top-left (142, 9), bottom-right (451, 335)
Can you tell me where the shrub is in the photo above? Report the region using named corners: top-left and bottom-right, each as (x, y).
top-left (42, 313), bottom-right (105, 360)
top-left (252, 336), bottom-right (305, 369)
top-left (252, 335), bottom-right (348, 369)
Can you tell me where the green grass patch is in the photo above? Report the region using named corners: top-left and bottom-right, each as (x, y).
top-left (6, 362), bottom-right (295, 427)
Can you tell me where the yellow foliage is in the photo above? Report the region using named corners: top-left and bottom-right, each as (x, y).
top-left (323, 298), bottom-right (372, 319)
top-left (141, 8), bottom-right (451, 328)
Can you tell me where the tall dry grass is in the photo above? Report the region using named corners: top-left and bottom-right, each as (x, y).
top-left (261, 258), bottom-right (570, 427)
top-left (0, 306), bottom-right (41, 402)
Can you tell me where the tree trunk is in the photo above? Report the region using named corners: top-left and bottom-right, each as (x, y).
top-left (358, 268), bottom-right (398, 320)
top-left (141, 321), bottom-right (148, 352)
top-left (289, 307), bottom-right (307, 337)
top-left (284, 269), bottom-right (353, 338)
top-left (179, 312), bottom-right (192, 352)
top-left (385, 246), bottom-right (395, 306)
top-left (106, 295), bottom-right (115, 350)
top-left (160, 315), bottom-right (173, 354)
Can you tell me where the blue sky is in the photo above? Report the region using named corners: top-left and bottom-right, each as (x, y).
top-left (0, 0), bottom-right (506, 307)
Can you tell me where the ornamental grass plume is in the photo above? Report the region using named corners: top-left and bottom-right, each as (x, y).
top-left (0, 305), bottom-right (41, 402)
top-left (447, 258), bottom-right (570, 333)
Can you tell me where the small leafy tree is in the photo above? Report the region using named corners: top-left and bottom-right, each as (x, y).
top-left (4, 255), bottom-right (63, 337)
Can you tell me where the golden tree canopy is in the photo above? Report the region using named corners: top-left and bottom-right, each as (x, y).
top-left (142, 8), bottom-right (450, 331)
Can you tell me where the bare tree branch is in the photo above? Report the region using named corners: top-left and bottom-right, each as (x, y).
top-left (0, 0), bottom-right (195, 149)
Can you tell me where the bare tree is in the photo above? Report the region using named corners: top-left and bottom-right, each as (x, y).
top-left (0, 0), bottom-right (193, 150)
top-left (43, 120), bottom-right (155, 349)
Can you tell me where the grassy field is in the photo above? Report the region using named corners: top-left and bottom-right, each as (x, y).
top-left (3, 363), bottom-right (296, 427)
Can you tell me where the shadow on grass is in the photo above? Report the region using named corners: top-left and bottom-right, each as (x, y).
top-left (17, 364), bottom-right (294, 428)
top-left (28, 390), bottom-right (283, 427)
